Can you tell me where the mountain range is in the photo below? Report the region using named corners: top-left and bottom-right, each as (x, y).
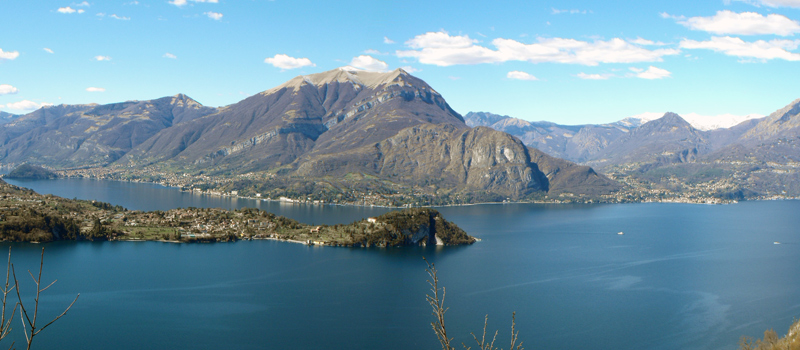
top-left (0, 67), bottom-right (618, 204)
top-left (466, 98), bottom-right (800, 198)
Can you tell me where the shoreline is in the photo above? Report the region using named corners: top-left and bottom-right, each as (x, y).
top-left (4, 173), bottom-right (800, 208)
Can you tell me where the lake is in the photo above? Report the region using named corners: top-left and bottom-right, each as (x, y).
top-left (2, 178), bottom-right (799, 350)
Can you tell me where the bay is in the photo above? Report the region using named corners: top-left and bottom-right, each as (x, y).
top-left (2, 178), bottom-right (799, 350)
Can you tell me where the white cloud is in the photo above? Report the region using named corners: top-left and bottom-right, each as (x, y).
top-left (630, 38), bottom-right (667, 46)
top-left (3, 100), bottom-right (53, 111)
top-left (732, 0), bottom-right (800, 8)
top-left (630, 66), bottom-right (671, 79)
top-left (163, 53), bottom-right (177, 59)
top-left (680, 36), bottom-right (800, 61)
top-left (384, 36), bottom-right (395, 44)
top-left (674, 10), bottom-right (800, 36)
top-left (110, 14), bottom-right (130, 20)
top-left (58, 6), bottom-right (77, 13)
top-left (397, 31), bottom-right (680, 67)
top-left (94, 55), bottom-right (112, 61)
top-left (576, 72), bottom-right (613, 80)
top-left (507, 70), bottom-right (539, 81)
top-left (86, 87), bottom-right (106, 92)
top-left (349, 55), bottom-right (389, 72)
top-left (44, 48), bottom-right (54, 54)
top-left (75, 1), bottom-right (90, 6)
top-left (0, 85), bottom-right (19, 95)
top-left (264, 54), bottom-right (315, 70)
top-left (0, 49), bottom-right (20, 61)
top-left (204, 11), bottom-right (222, 20)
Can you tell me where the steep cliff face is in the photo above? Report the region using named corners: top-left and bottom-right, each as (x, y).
top-left (295, 125), bottom-right (550, 199)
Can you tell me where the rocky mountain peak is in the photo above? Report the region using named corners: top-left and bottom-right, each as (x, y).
top-left (639, 112), bottom-right (694, 132)
top-left (265, 67), bottom-right (423, 95)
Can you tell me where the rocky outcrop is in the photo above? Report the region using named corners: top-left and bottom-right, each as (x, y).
top-left (368, 208), bottom-right (475, 246)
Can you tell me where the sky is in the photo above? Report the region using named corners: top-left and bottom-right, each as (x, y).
top-left (1, 0), bottom-right (800, 125)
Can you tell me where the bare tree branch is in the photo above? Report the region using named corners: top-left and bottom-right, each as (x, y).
top-left (425, 257), bottom-right (454, 350)
top-left (12, 247), bottom-right (80, 350)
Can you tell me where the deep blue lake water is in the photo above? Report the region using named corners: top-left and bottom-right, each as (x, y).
top-left (2, 178), bottom-right (799, 350)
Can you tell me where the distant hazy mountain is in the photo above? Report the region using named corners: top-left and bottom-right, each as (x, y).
top-left (618, 112), bottom-right (764, 131)
top-left (0, 68), bottom-right (619, 201)
top-left (585, 112), bottom-right (710, 169)
top-left (463, 112), bottom-right (629, 163)
top-left (0, 94), bottom-right (217, 168)
top-left (465, 110), bottom-right (766, 169)
top-left (0, 112), bottom-right (19, 125)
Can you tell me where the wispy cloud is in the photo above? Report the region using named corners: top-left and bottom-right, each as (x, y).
top-left (383, 36), bottom-right (395, 44)
top-left (110, 14), bottom-right (130, 20)
top-left (507, 70), bottom-right (538, 81)
top-left (163, 53), bottom-right (177, 59)
top-left (94, 55), bottom-right (112, 61)
top-left (74, 1), bottom-right (90, 7)
top-left (0, 49), bottom-right (20, 61)
top-left (397, 31), bottom-right (680, 67)
top-left (86, 87), bottom-right (106, 92)
top-left (204, 11), bottom-right (222, 20)
top-left (630, 66), bottom-right (672, 79)
top-left (680, 36), bottom-right (800, 61)
top-left (576, 72), bottom-right (613, 80)
top-left (672, 10), bottom-right (800, 36)
top-left (0, 85), bottom-right (19, 95)
top-left (43, 48), bottom-right (54, 54)
top-left (264, 54), bottom-right (315, 70)
top-left (169, 0), bottom-right (219, 7)
top-left (551, 8), bottom-right (590, 14)
top-left (349, 55), bottom-right (389, 72)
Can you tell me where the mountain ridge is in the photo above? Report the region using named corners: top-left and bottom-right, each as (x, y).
top-left (0, 68), bottom-right (619, 205)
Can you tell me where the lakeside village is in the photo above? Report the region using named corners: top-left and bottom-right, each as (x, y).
top-left (0, 179), bottom-right (474, 246)
top-left (48, 164), bottom-right (800, 207)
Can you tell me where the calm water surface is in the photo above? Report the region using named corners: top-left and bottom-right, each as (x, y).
top-left (3, 178), bottom-right (799, 350)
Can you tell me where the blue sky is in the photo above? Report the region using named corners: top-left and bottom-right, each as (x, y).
top-left (1, 0), bottom-right (799, 125)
